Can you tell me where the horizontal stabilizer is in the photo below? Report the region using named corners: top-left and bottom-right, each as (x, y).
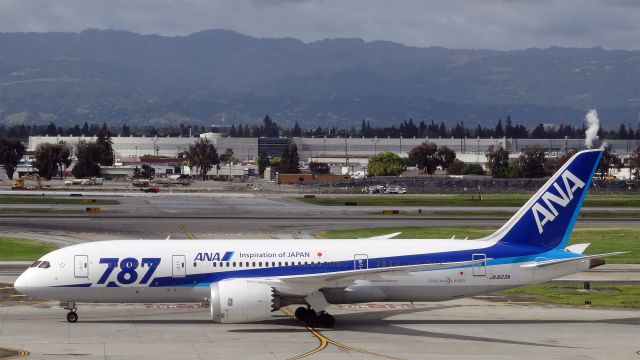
top-left (520, 252), bottom-right (627, 269)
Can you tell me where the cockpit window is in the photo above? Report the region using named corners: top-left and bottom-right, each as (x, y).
top-left (38, 261), bottom-right (51, 269)
top-left (30, 261), bottom-right (42, 268)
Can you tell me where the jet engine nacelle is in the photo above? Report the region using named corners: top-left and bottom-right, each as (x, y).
top-left (210, 279), bottom-right (275, 323)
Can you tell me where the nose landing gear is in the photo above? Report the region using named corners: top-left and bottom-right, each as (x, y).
top-left (294, 306), bottom-right (335, 328)
top-left (60, 301), bottom-right (78, 323)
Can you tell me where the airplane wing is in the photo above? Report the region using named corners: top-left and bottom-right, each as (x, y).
top-left (253, 258), bottom-right (490, 296)
top-left (362, 232), bottom-right (402, 240)
top-left (519, 252), bottom-right (627, 269)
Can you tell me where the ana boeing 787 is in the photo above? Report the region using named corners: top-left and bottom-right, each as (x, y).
top-left (14, 149), bottom-right (623, 328)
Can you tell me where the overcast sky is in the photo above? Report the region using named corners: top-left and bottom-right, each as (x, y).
top-left (0, 0), bottom-right (638, 50)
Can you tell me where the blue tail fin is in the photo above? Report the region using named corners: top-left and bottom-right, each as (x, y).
top-left (490, 149), bottom-right (603, 249)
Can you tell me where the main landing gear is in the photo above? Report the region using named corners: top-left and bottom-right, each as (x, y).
top-left (295, 306), bottom-right (335, 328)
top-left (61, 301), bottom-right (78, 323)
top-left (66, 311), bottom-right (78, 323)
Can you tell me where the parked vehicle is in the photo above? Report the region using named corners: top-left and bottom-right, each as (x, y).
top-left (132, 179), bottom-right (151, 187)
top-left (81, 177), bottom-right (104, 186)
top-left (140, 184), bottom-right (160, 193)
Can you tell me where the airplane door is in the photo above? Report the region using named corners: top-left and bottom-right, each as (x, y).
top-left (172, 255), bottom-right (186, 277)
top-left (74, 255), bottom-right (89, 278)
top-left (472, 254), bottom-right (487, 276)
top-left (354, 254), bottom-right (368, 270)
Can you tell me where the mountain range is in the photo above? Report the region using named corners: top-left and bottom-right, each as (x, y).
top-left (0, 29), bottom-right (638, 129)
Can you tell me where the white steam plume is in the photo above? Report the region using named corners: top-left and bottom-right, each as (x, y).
top-left (584, 109), bottom-right (600, 149)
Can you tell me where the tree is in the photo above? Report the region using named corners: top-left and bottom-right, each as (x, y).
top-left (72, 140), bottom-right (102, 178)
top-left (495, 119), bottom-right (504, 138)
top-left (121, 123), bottom-right (131, 137)
top-left (257, 150), bottom-right (270, 176)
top-left (486, 145), bottom-right (510, 178)
top-left (597, 145), bottom-right (621, 179)
top-left (141, 164), bottom-right (155, 179)
top-left (184, 138), bottom-right (219, 180)
top-left (367, 151), bottom-right (406, 176)
top-left (34, 143), bottom-right (71, 180)
top-left (545, 150), bottom-right (577, 175)
top-left (279, 144), bottom-right (300, 173)
top-left (463, 163), bottom-right (485, 175)
top-left (270, 156), bottom-right (281, 172)
top-left (95, 128), bottom-right (114, 166)
top-left (447, 159), bottom-right (465, 175)
top-left (0, 138), bottom-right (25, 179)
top-left (436, 146), bottom-right (456, 171)
top-left (629, 147), bottom-right (640, 180)
top-left (408, 142), bottom-right (439, 175)
top-left (309, 162), bottom-right (330, 174)
top-left (293, 122), bottom-right (302, 137)
top-left (219, 148), bottom-right (236, 164)
top-left (517, 146), bottom-right (546, 178)
top-left (133, 166), bottom-right (142, 179)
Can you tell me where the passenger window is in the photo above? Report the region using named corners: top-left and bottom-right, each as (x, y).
top-left (193, 262), bottom-right (197, 267)
top-left (252, 262), bottom-right (256, 267)
top-left (272, 262), bottom-right (275, 267)
top-left (213, 262), bottom-right (217, 267)
top-left (238, 262), bottom-right (242, 267)
top-left (38, 261), bottom-right (50, 269)
top-left (259, 262), bottom-right (263, 267)
top-left (30, 261), bottom-right (42, 268)
top-left (246, 262), bottom-right (249, 267)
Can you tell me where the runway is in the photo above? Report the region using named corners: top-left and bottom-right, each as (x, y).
top-left (0, 299), bottom-right (638, 359)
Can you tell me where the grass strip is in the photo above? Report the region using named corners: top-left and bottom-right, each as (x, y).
top-left (317, 227), bottom-right (640, 264)
top-left (0, 197), bottom-right (119, 205)
top-left (373, 210), bottom-right (640, 218)
top-left (298, 194), bottom-right (640, 207)
top-left (0, 237), bottom-right (57, 261)
top-left (0, 209), bottom-right (87, 215)
top-left (493, 282), bottom-right (640, 308)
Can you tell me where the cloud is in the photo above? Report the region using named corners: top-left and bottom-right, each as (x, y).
top-left (0, 0), bottom-right (638, 50)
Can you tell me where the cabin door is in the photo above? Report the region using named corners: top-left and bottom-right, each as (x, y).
top-left (472, 254), bottom-right (487, 276)
top-left (74, 255), bottom-right (89, 278)
top-left (172, 255), bottom-right (186, 277)
top-left (354, 254), bottom-right (368, 270)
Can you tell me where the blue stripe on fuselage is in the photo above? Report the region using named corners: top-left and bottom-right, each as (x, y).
top-left (145, 241), bottom-right (581, 287)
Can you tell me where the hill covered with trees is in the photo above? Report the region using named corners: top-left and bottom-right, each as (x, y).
top-left (0, 29), bottom-right (638, 128)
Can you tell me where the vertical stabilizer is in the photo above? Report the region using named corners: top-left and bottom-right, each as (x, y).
top-left (489, 149), bottom-right (602, 249)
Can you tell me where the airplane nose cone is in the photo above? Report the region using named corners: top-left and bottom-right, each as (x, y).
top-left (14, 273), bottom-right (28, 294)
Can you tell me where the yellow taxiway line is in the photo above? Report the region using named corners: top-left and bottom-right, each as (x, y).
top-left (281, 307), bottom-right (405, 360)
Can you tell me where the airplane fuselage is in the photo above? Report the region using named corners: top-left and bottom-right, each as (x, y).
top-left (17, 238), bottom-right (588, 304)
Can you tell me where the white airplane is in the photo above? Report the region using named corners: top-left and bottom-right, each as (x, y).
top-left (15, 149), bottom-right (623, 328)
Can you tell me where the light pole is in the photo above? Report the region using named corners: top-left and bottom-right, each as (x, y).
top-left (399, 133), bottom-right (403, 155)
top-left (323, 136), bottom-right (327, 156)
top-left (152, 136), bottom-right (159, 157)
top-left (370, 137), bottom-right (380, 155)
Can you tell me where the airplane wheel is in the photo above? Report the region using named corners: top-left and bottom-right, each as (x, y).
top-left (66, 311), bottom-right (78, 323)
top-left (294, 306), bottom-right (308, 320)
top-left (303, 311), bottom-right (318, 328)
top-left (318, 312), bottom-right (335, 328)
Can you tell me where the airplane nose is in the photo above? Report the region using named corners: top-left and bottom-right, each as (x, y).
top-left (14, 273), bottom-right (28, 294)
